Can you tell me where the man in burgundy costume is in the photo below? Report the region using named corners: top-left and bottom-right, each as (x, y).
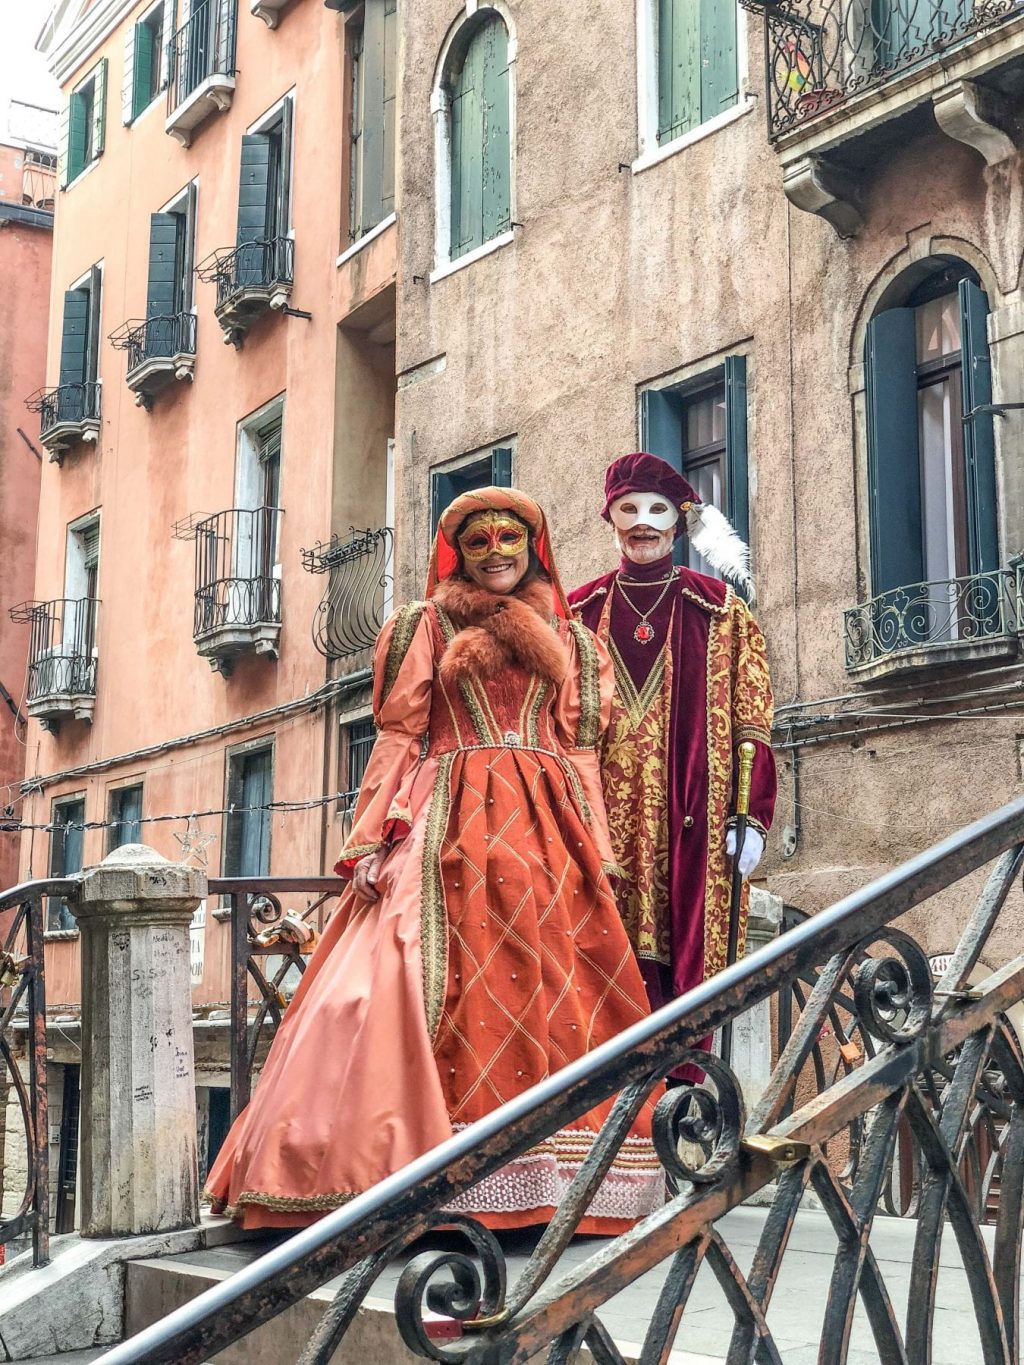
top-left (569, 454), bottom-right (777, 1026)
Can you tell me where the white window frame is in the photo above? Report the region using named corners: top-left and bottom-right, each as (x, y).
top-left (430, 1), bottom-right (518, 275)
top-left (234, 395), bottom-right (285, 607)
top-left (633, 0), bottom-right (753, 174)
top-left (124, 0), bottom-right (170, 127)
top-left (68, 261), bottom-right (104, 389)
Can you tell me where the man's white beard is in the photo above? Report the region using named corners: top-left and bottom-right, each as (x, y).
top-left (615, 527), bottom-right (675, 565)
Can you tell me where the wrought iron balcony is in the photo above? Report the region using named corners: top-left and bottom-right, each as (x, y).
top-left (188, 507), bottom-right (283, 675)
top-left (196, 237), bottom-right (294, 346)
top-left (165, 0), bottom-right (237, 146)
top-left (108, 313), bottom-right (197, 408)
top-left (9, 598), bottom-right (99, 728)
top-left (751, 0), bottom-right (1021, 138)
top-left (24, 382), bottom-right (101, 462)
top-left (843, 568), bottom-right (1021, 679)
top-left (301, 526), bottom-right (394, 661)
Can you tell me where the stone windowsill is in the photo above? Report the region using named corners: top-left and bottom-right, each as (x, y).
top-left (845, 633), bottom-right (1019, 685)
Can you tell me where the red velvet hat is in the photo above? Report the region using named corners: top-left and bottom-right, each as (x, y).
top-left (600, 453), bottom-right (700, 536)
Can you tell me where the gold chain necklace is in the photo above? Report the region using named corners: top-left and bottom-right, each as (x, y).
top-left (614, 572), bottom-right (676, 645)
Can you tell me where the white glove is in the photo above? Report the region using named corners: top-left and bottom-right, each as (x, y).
top-left (725, 826), bottom-right (765, 878)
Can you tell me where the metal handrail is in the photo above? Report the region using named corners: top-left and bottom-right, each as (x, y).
top-left (742, 0), bottom-right (1024, 139)
top-left (101, 794), bottom-right (1024, 1363)
top-left (843, 568), bottom-right (1018, 668)
top-left (8, 598), bottom-right (100, 702)
top-left (192, 508), bottom-right (283, 640)
top-left (0, 877), bottom-right (78, 1267)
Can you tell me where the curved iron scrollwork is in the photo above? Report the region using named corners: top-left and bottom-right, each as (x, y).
top-left (844, 569), bottom-right (1015, 669)
top-left (302, 527), bottom-right (395, 660)
top-left (103, 803), bottom-right (1024, 1365)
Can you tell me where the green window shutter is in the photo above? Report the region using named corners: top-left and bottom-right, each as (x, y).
top-left (147, 212), bottom-right (180, 320)
top-left (93, 58), bottom-right (108, 157)
top-left (67, 90), bottom-right (87, 183)
top-left (448, 15), bottom-right (510, 257)
top-left (358, 0), bottom-right (387, 236)
top-left (59, 289), bottom-right (91, 387)
top-left (723, 355), bottom-right (749, 547)
top-left (700, 0), bottom-right (737, 117)
top-left (865, 308), bottom-right (923, 595)
top-left (490, 446), bottom-right (513, 486)
top-left (237, 133), bottom-right (271, 245)
top-left (270, 97), bottom-right (293, 239)
top-left (58, 98), bottom-right (71, 188)
top-left (959, 279), bottom-right (999, 576)
top-left (381, 0), bottom-right (397, 220)
top-left (122, 23), bottom-right (136, 123)
top-left (640, 388), bottom-right (683, 470)
top-left (658, 0), bottom-right (698, 142)
top-left (480, 18), bottom-right (510, 245)
top-left (133, 21), bottom-right (156, 119)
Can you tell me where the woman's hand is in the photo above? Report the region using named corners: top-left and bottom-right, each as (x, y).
top-left (352, 848), bottom-right (388, 902)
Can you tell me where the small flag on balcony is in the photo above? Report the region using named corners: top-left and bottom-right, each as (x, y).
top-left (785, 40), bottom-right (812, 91)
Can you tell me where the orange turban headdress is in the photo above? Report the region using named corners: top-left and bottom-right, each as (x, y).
top-left (426, 486), bottom-right (571, 618)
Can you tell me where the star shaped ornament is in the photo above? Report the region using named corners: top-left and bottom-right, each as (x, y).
top-left (174, 816), bottom-right (217, 868)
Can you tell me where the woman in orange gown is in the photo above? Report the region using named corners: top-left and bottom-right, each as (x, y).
top-left (206, 488), bottom-right (663, 1233)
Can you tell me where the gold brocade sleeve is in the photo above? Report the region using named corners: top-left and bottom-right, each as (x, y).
top-left (728, 597), bottom-right (777, 834)
top-left (555, 622), bottom-right (620, 873)
top-left (334, 603), bottom-right (435, 875)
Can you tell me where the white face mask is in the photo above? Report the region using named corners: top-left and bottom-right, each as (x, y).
top-left (609, 492), bottom-right (680, 533)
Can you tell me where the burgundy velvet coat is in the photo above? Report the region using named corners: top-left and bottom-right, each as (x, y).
top-left (570, 563), bottom-right (777, 1006)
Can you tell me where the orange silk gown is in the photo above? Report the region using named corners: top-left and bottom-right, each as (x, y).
top-left (205, 599), bottom-right (664, 1233)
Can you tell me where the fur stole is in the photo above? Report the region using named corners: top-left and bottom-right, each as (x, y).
top-left (432, 576), bottom-right (569, 686)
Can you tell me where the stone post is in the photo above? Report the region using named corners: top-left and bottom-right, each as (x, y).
top-left (75, 845), bottom-right (205, 1238)
top-left (730, 887), bottom-right (784, 1110)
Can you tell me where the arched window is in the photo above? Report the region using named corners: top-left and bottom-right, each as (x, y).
top-left (865, 260), bottom-right (998, 605)
top-left (443, 12), bottom-right (511, 262)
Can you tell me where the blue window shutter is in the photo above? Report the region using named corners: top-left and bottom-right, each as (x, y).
top-left (59, 289), bottom-right (91, 387)
top-left (490, 446), bottom-right (513, 486)
top-left (865, 308), bottom-right (923, 595)
top-left (358, 0), bottom-right (388, 236)
top-left (959, 279), bottom-right (999, 576)
top-left (640, 388), bottom-right (683, 471)
top-left (382, 0), bottom-right (397, 219)
top-left (658, 0), bottom-right (699, 142)
top-left (450, 34), bottom-right (483, 258)
top-left (724, 355), bottom-right (749, 547)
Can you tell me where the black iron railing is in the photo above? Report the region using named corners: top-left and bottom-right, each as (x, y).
top-left (102, 795), bottom-right (1024, 1365)
top-left (197, 237), bottom-right (295, 311)
top-left (109, 312), bottom-right (197, 377)
top-left (193, 507), bottom-right (283, 641)
top-left (302, 527), bottom-right (394, 660)
top-left (25, 382), bottom-right (101, 438)
top-left (844, 568), bottom-right (1020, 669)
top-left (743, 0), bottom-right (1024, 138)
top-left (0, 878), bottom-right (76, 1267)
top-left (9, 599), bottom-right (99, 703)
top-left (167, 0), bottom-right (237, 114)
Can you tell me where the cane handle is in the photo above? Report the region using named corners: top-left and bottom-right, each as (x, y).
top-left (736, 741), bottom-right (756, 818)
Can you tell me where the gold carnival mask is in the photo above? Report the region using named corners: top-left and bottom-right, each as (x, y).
top-left (457, 512), bottom-right (530, 563)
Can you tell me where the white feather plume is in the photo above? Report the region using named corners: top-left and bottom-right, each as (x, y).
top-left (684, 503), bottom-right (756, 605)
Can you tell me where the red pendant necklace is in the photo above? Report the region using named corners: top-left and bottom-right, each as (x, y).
top-left (614, 572), bottom-right (676, 645)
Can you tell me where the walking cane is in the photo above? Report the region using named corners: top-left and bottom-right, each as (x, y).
top-left (720, 740), bottom-right (757, 1068)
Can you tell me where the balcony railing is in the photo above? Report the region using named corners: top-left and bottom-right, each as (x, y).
top-left (747, 0), bottom-right (1023, 139)
top-left (844, 568), bottom-right (1021, 674)
top-left (9, 598), bottom-right (99, 726)
top-left (109, 313), bottom-right (197, 407)
top-left (25, 382), bottom-right (101, 460)
top-left (197, 237), bottom-right (294, 343)
top-left (302, 526), bottom-right (394, 660)
top-left (192, 507), bottom-right (283, 673)
top-left (166, 0), bottom-right (237, 144)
